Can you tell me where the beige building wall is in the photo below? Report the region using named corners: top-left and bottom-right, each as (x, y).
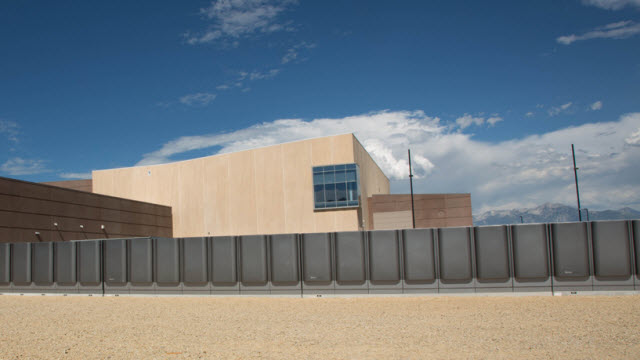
top-left (93, 134), bottom-right (390, 237)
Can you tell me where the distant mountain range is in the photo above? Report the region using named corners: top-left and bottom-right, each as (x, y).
top-left (473, 203), bottom-right (640, 226)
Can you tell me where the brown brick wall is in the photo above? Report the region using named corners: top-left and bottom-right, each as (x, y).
top-left (368, 193), bottom-right (472, 230)
top-left (0, 176), bottom-right (172, 243)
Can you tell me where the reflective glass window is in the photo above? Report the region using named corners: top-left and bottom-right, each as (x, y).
top-left (312, 163), bottom-right (360, 210)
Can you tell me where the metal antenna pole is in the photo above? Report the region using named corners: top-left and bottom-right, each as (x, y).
top-left (408, 149), bottom-right (416, 229)
top-left (572, 144), bottom-right (582, 222)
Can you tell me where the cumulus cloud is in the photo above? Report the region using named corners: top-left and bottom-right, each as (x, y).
top-left (582, 0), bottom-right (640, 10)
top-left (525, 112), bottom-right (534, 117)
top-left (557, 20), bottom-right (640, 45)
top-left (135, 110), bottom-right (640, 213)
top-left (548, 102), bottom-right (573, 116)
top-left (185, 0), bottom-right (297, 45)
top-left (1, 158), bottom-right (49, 176)
top-left (59, 172), bottom-right (92, 180)
top-left (590, 101), bottom-right (603, 111)
top-left (625, 128), bottom-right (640, 146)
top-left (455, 114), bottom-right (485, 129)
top-left (179, 92), bottom-right (217, 106)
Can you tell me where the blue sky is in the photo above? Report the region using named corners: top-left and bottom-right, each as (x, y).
top-left (1, 0), bottom-right (640, 213)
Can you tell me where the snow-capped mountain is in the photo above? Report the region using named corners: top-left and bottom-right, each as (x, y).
top-left (473, 203), bottom-right (640, 226)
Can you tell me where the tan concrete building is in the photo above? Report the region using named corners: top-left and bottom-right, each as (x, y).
top-left (93, 134), bottom-right (390, 237)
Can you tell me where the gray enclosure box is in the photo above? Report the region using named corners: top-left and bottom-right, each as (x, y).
top-left (239, 235), bottom-right (270, 293)
top-left (181, 237), bottom-right (210, 293)
top-left (32, 242), bottom-right (54, 291)
top-left (11, 243), bottom-right (31, 290)
top-left (402, 229), bottom-right (438, 293)
top-left (301, 232), bottom-right (335, 294)
top-left (0, 243), bottom-right (10, 290)
top-left (368, 230), bottom-right (402, 293)
top-left (334, 231), bottom-right (368, 293)
top-left (129, 238), bottom-right (154, 293)
top-left (510, 224), bottom-right (551, 291)
top-left (77, 240), bottom-right (102, 293)
top-left (550, 222), bottom-right (593, 291)
top-left (437, 227), bottom-right (474, 292)
top-left (474, 226), bottom-right (512, 290)
top-left (54, 241), bottom-right (78, 293)
top-left (104, 239), bottom-right (129, 294)
top-left (591, 221), bottom-right (634, 290)
top-left (155, 237), bottom-right (182, 293)
top-left (269, 234), bottom-right (301, 294)
top-left (210, 236), bottom-right (239, 293)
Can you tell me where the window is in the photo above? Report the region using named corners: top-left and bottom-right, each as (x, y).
top-left (312, 163), bottom-right (360, 210)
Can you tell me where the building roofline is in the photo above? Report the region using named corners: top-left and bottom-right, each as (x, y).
top-left (93, 133), bottom-right (377, 174)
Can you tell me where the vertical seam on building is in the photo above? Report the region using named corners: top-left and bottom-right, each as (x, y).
top-left (253, 151), bottom-right (259, 235)
top-left (281, 145), bottom-right (288, 234)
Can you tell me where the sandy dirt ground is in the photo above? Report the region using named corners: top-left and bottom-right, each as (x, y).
top-left (0, 294), bottom-right (639, 359)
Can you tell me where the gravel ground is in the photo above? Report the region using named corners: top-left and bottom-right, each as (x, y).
top-left (0, 294), bottom-right (639, 359)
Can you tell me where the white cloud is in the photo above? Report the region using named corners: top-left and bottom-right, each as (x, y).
top-left (1, 158), bottom-right (49, 176)
top-left (487, 116), bottom-right (503, 126)
top-left (548, 102), bottom-right (573, 116)
top-left (625, 128), bottom-right (640, 145)
top-left (590, 101), bottom-right (603, 111)
top-left (134, 110), bottom-right (640, 213)
top-left (557, 20), bottom-right (640, 45)
top-left (455, 114), bottom-right (484, 129)
top-left (186, 0), bottom-right (297, 45)
top-left (525, 112), bottom-right (534, 117)
top-left (179, 92), bottom-right (217, 106)
top-left (582, 0), bottom-right (640, 10)
top-left (59, 172), bottom-right (92, 180)
top-left (0, 120), bottom-right (19, 143)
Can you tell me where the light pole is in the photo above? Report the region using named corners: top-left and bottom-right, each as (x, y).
top-left (408, 149), bottom-right (416, 229)
top-left (572, 144), bottom-right (582, 221)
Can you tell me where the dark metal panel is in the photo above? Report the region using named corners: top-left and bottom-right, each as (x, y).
top-left (154, 237), bottom-right (181, 292)
top-left (474, 226), bottom-right (512, 289)
top-left (129, 238), bottom-right (154, 293)
top-left (301, 232), bottom-right (334, 293)
top-left (634, 221), bottom-right (640, 288)
top-left (592, 221), bottom-right (631, 278)
top-left (182, 237), bottom-right (210, 292)
top-left (335, 231), bottom-right (368, 292)
top-left (402, 229), bottom-right (437, 291)
top-left (11, 242), bottom-right (31, 286)
top-left (270, 234), bottom-right (300, 292)
top-left (437, 227), bottom-right (474, 290)
top-left (239, 235), bottom-right (269, 291)
top-left (368, 230), bottom-right (402, 292)
top-left (32, 242), bottom-right (54, 287)
top-left (104, 239), bottom-right (128, 293)
top-left (591, 221), bottom-right (633, 289)
top-left (510, 224), bottom-right (551, 290)
top-left (76, 240), bottom-right (102, 293)
top-left (550, 222), bottom-right (593, 291)
top-left (210, 236), bottom-right (239, 292)
top-left (0, 243), bottom-right (9, 287)
top-left (54, 241), bottom-right (77, 291)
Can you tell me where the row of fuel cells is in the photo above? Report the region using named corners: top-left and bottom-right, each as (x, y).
top-left (1, 220), bottom-right (639, 295)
